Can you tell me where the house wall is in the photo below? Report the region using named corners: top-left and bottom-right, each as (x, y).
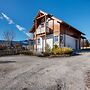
top-left (36, 34), bottom-right (80, 52)
top-left (36, 37), bottom-right (43, 52)
top-left (46, 34), bottom-right (53, 49)
top-left (36, 25), bottom-right (45, 34)
top-left (48, 20), bottom-right (60, 47)
top-left (65, 35), bottom-right (79, 50)
top-left (36, 34), bottom-right (53, 52)
top-left (34, 16), bottom-right (81, 51)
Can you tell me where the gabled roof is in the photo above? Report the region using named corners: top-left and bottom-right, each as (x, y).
top-left (29, 10), bottom-right (85, 35)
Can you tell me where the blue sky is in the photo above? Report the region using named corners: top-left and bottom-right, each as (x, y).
top-left (0, 0), bottom-right (90, 41)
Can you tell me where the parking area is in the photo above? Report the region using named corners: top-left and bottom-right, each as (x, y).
top-left (0, 53), bottom-right (90, 90)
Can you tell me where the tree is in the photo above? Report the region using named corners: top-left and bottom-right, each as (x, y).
top-left (85, 40), bottom-right (89, 48)
top-left (3, 30), bottom-right (15, 48)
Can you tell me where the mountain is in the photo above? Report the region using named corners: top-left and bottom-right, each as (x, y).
top-left (0, 40), bottom-right (33, 46)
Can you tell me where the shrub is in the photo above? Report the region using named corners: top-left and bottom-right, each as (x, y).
top-left (45, 44), bottom-right (51, 53)
top-left (42, 44), bottom-right (51, 56)
top-left (51, 45), bottom-right (73, 56)
top-left (0, 45), bottom-right (7, 50)
top-left (20, 50), bottom-right (33, 55)
top-left (53, 44), bottom-right (58, 49)
top-left (42, 51), bottom-right (51, 56)
top-left (51, 45), bottom-right (62, 55)
top-left (62, 47), bottom-right (73, 55)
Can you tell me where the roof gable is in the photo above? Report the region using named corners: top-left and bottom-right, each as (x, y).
top-left (30, 10), bottom-right (85, 35)
top-left (34, 10), bottom-right (47, 20)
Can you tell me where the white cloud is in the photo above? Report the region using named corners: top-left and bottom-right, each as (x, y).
top-left (16, 24), bottom-right (26, 31)
top-left (25, 32), bottom-right (31, 37)
top-left (1, 13), bottom-right (14, 24)
top-left (1, 12), bottom-right (32, 38)
top-left (8, 19), bottom-right (14, 24)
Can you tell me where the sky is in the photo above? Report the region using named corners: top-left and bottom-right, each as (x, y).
top-left (0, 0), bottom-right (90, 41)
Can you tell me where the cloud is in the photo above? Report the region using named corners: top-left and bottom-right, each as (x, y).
top-left (0, 12), bottom-right (31, 38)
top-left (22, 31), bottom-right (31, 37)
top-left (25, 32), bottom-right (31, 37)
top-left (1, 13), bottom-right (14, 24)
top-left (15, 25), bottom-right (31, 38)
top-left (16, 24), bottom-right (26, 31)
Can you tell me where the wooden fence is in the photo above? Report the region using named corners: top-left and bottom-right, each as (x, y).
top-left (0, 49), bottom-right (21, 56)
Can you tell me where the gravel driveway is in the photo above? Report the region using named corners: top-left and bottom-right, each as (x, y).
top-left (0, 53), bottom-right (90, 90)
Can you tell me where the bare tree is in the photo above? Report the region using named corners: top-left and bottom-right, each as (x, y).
top-left (3, 30), bottom-right (15, 48)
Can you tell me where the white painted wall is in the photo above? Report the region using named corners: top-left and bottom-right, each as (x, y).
top-left (36, 34), bottom-right (53, 52)
top-left (36, 34), bottom-right (80, 52)
top-left (46, 34), bottom-right (53, 49)
top-left (65, 35), bottom-right (79, 50)
top-left (37, 37), bottom-right (43, 52)
top-left (36, 25), bottom-right (45, 34)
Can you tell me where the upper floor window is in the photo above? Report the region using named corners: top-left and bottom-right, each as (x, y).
top-left (41, 23), bottom-right (44, 28)
top-left (46, 21), bottom-right (48, 27)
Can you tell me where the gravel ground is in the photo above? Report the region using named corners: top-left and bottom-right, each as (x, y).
top-left (0, 53), bottom-right (90, 90)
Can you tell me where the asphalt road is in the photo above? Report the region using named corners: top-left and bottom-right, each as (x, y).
top-left (0, 53), bottom-right (90, 90)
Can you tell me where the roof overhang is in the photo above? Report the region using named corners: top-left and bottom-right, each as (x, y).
top-left (29, 10), bottom-right (85, 36)
top-left (62, 21), bottom-right (85, 35)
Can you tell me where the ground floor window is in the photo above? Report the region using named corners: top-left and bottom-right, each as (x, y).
top-left (37, 38), bottom-right (40, 44)
top-left (60, 34), bottom-right (63, 43)
top-left (54, 36), bottom-right (58, 42)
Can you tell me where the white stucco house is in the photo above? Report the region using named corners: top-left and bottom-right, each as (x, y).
top-left (29, 10), bottom-right (85, 52)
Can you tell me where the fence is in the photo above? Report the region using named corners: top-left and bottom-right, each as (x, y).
top-left (0, 49), bottom-right (21, 56)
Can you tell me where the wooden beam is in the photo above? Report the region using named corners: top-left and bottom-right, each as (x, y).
top-left (45, 15), bottom-right (47, 51)
top-left (36, 33), bottom-right (45, 37)
top-left (53, 19), bottom-right (54, 46)
top-left (36, 15), bottom-right (46, 20)
top-left (35, 20), bottom-right (37, 51)
top-left (57, 21), bottom-right (61, 48)
top-left (59, 23), bottom-right (60, 48)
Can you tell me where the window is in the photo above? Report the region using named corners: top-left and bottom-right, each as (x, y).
top-left (60, 34), bottom-right (63, 43)
top-left (37, 38), bottom-right (40, 44)
top-left (54, 36), bottom-right (58, 42)
top-left (41, 23), bottom-right (44, 28)
top-left (46, 21), bottom-right (48, 27)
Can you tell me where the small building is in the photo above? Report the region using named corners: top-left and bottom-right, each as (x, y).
top-left (30, 10), bottom-right (85, 52)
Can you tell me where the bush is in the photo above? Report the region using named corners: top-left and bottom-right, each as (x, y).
top-left (20, 50), bottom-right (33, 56)
top-left (62, 47), bottom-right (73, 54)
top-left (51, 45), bottom-right (73, 56)
top-left (42, 51), bottom-right (51, 56)
top-left (51, 45), bottom-right (62, 55)
top-left (0, 45), bottom-right (7, 50)
top-left (42, 44), bottom-right (51, 56)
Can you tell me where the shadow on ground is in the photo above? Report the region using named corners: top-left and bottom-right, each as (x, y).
top-left (81, 49), bottom-right (90, 52)
top-left (0, 61), bottom-right (16, 64)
